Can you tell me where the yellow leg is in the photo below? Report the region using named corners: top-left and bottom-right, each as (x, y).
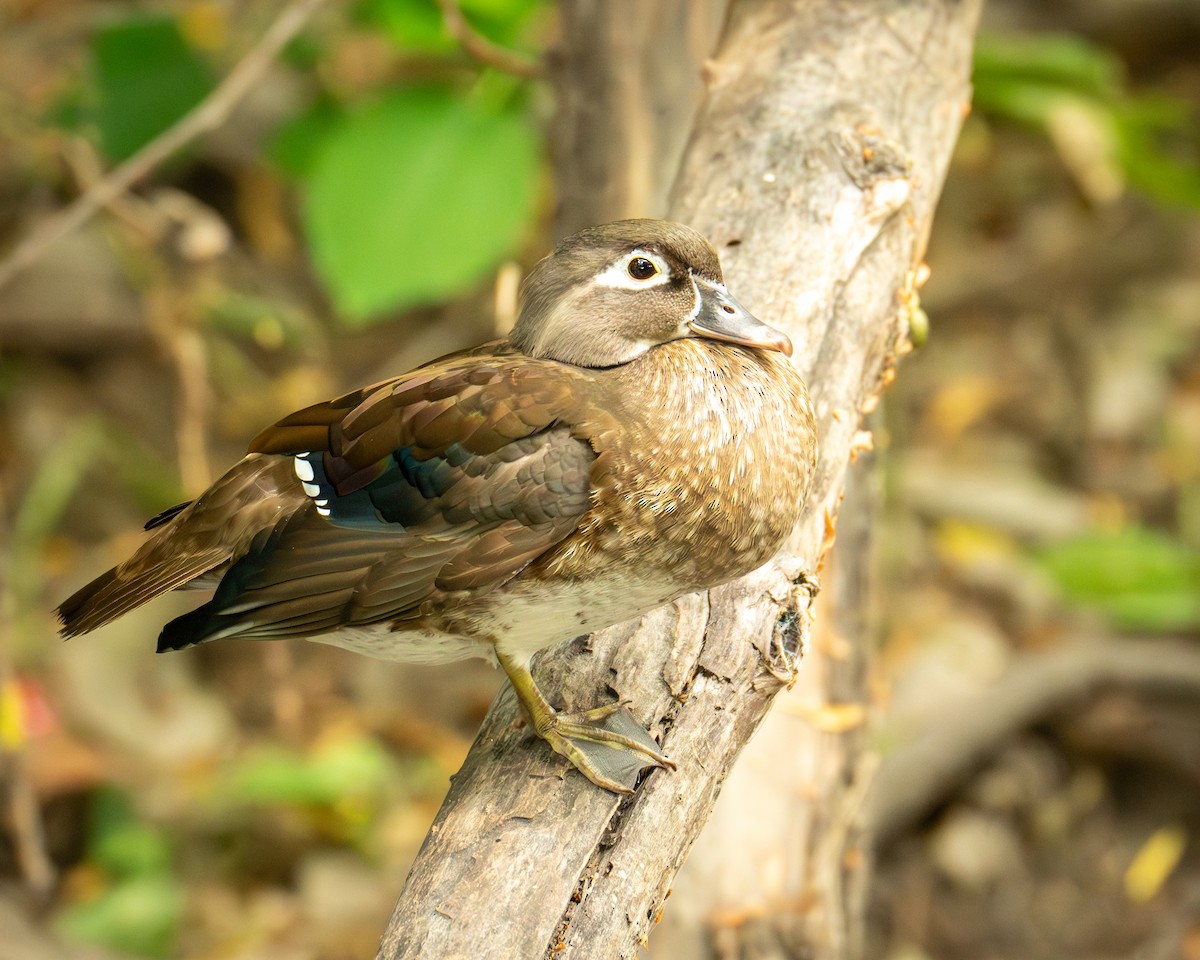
top-left (498, 651), bottom-right (675, 794)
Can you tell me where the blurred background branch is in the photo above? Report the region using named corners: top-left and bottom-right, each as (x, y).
top-left (0, 0), bottom-right (329, 293)
top-left (436, 0), bottom-right (544, 77)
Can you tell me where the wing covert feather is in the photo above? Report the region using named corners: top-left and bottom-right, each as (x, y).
top-left (174, 350), bottom-right (606, 646)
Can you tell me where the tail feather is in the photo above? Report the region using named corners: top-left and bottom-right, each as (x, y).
top-left (155, 518), bottom-right (295, 651)
top-left (144, 500), bottom-right (192, 530)
top-left (56, 454), bottom-right (303, 638)
top-left (57, 547), bottom-right (230, 637)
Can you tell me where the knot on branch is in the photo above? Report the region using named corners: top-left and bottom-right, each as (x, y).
top-left (834, 124), bottom-right (913, 186)
top-left (760, 569), bottom-right (820, 688)
top-left (831, 124), bottom-right (914, 227)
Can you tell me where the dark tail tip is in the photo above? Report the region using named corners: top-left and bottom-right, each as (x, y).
top-left (157, 603), bottom-right (220, 652)
top-left (144, 501), bottom-right (192, 531)
top-left (56, 569), bottom-right (120, 638)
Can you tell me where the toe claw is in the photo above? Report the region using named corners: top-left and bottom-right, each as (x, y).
top-left (497, 653), bottom-right (671, 793)
top-left (539, 704), bottom-right (671, 793)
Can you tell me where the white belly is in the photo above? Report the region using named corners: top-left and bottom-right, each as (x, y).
top-left (304, 624), bottom-right (493, 665)
top-left (472, 572), bottom-right (681, 662)
top-left (301, 572), bottom-right (681, 666)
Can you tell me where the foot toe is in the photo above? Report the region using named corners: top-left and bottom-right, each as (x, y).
top-left (541, 705), bottom-right (672, 793)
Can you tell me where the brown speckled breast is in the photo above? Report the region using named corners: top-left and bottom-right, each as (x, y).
top-left (531, 338), bottom-right (817, 589)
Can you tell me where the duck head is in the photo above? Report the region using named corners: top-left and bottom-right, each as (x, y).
top-left (510, 219), bottom-right (792, 368)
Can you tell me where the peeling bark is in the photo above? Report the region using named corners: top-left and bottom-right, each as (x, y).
top-left (377, 2), bottom-right (981, 958)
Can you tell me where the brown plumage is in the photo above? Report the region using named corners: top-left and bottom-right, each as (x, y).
top-left (58, 219), bottom-right (817, 792)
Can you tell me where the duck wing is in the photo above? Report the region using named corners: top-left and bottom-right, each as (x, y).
top-left (60, 349), bottom-right (603, 653)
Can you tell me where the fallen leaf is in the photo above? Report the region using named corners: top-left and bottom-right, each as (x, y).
top-left (1125, 824), bottom-right (1187, 902)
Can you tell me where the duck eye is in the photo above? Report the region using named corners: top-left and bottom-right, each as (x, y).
top-left (627, 257), bottom-right (659, 281)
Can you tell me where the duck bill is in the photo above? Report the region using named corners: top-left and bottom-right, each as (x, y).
top-left (687, 277), bottom-right (793, 356)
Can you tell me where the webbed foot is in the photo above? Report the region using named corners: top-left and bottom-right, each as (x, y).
top-left (533, 700), bottom-right (675, 793)
top-left (498, 652), bottom-right (673, 793)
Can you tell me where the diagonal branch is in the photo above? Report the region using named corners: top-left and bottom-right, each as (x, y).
top-left (376, 2), bottom-right (982, 959)
top-left (0, 0), bottom-right (329, 292)
top-left (868, 636), bottom-right (1200, 847)
top-left (437, 0), bottom-right (544, 78)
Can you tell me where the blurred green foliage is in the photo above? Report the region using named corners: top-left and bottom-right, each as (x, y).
top-left (283, 0), bottom-right (547, 319)
top-left (1037, 527), bottom-right (1200, 632)
top-left (8, 419), bottom-right (108, 648)
top-left (213, 731), bottom-right (439, 847)
top-left (298, 85), bottom-right (540, 318)
top-left (61, 12), bottom-right (1200, 318)
top-left (219, 736), bottom-right (396, 809)
top-left (87, 15), bottom-right (215, 162)
top-left (204, 291), bottom-right (323, 352)
top-left (361, 0), bottom-right (546, 51)
top-left (59, 0), bottom-right (547, 321)
top-left (974, 32), bottom-right (1200, 210)
top-left (54, 13), bottom-right (1198, 326)
top-left (56, 790), bottom-right (185, 959)
top-left (51, 735), bottom-right (438, 957)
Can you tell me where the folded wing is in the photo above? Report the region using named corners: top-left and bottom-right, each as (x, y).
top-left (59, 350), bottom-right (600, 653)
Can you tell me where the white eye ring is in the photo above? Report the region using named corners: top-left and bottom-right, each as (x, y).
top-left (594, 249), bottom-right (671, 289)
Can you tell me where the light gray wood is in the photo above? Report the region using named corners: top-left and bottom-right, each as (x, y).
top-left (377, 1), bottom-right (982, 957)
top-left (655, 453), bottom-right (882, 959)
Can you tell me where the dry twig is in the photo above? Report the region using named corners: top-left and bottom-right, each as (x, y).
top-left (436, 0), bottom-right (544, 79)
top-left (0, 0), bottom-right (329, 292)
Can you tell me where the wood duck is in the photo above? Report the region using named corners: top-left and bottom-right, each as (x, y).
top-left (58, 219), bottom-right (818, 793)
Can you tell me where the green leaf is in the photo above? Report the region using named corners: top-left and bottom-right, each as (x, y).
top-left (57, 790), bottom-right (183, 960)
top-left (221, 736), bottom-right (399, 807)
top-left (87, 15), bottom-right (215, 162)
top-left (303, 87), bottom-right (540, 319)
top-left (1115, 99), bottom-right (1200, 211)
top-left (222, 746), bottom-right (334, 805)
top-left (269, 100), bottom-right (344, 177)
top-left (86, 789), bottom-right (175, 879)
top-left (359, 0), bottom-right (455, 52)
top-left (307, 735), bottom-right (399, 797)
top-left (57, 874), bottom-right (184, 960)
top-left (92, 821), bottom-right (175, 879)
top-left (1037, 527), bottom-right (1200, 631)
top-left (971, 76), bottom-right (1071, 128)
top-left (974, 32), bottom-right (1124, 101)
top-left (360, 0), bottom-right (547, 52)
top-left (972, 31), bottom-right (1200, 211)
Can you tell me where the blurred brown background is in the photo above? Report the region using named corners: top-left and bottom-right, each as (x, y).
top-left (1, 1), bottom-right (1198, 958)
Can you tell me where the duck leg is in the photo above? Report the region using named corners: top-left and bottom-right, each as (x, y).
top-left (497, 651), bottom-right (675, 794)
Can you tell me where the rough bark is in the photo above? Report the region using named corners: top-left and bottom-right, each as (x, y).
top-left (655, 457), bottom-right (880, 960)
top-left (377, 2), bottom-right (981, 958)
top-left (548, 0), bottom-right (728, 238)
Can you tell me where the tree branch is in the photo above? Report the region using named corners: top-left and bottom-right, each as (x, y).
top-left (867, 636), bottom-right (1200, 847)
top-left (377, 1), bottom-right (981, 957)
top-left (437, 0), bottom-right (544, 79)
top-left (0, 0), bottom-right (328, 293)
top-left (548, 0), bottom-right (728, 238)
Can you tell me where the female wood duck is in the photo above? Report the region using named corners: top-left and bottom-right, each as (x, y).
top-left (58, 219), bottom-right (817, 793)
